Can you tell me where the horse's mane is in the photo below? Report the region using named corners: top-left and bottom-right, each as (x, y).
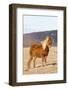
top-left (41, 40), bottom-right (47, 50)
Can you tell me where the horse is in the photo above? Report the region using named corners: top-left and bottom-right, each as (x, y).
top-left (26, 36), bottom-right (52, 71)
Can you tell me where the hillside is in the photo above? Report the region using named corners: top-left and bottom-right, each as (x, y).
top-left (23, 30), bottom-right (57, 47)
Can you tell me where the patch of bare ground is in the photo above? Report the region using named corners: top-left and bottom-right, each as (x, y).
top-left (23, 47), bottom-right (57, 75)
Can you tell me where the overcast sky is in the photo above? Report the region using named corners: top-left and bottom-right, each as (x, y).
top-left (23, 15), bottom-right (57, 34)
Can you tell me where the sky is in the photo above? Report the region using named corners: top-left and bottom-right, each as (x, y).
top-left (23, 15), bottom-right (57, 34)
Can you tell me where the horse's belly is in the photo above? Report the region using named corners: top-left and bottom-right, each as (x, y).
top-left (36, 50), bottom-right (49, 57)
top-left (36, 53), bottom-right (42, 58)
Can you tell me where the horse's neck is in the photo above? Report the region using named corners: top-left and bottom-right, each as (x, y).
top-left (41, 41), bottom-right (47, 50)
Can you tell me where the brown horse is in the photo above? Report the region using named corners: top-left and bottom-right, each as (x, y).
top-left (26, 36), bottom-right (52, 70)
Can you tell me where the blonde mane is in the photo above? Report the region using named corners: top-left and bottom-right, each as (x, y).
top-left (41, 40), bottom-right (47, 50)
top-left (41, 36), bottom-right (52, 50)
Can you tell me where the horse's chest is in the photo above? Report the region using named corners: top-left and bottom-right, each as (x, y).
top-left (36, 46), bottom-right (49, 57)
top-left (42, 46), bottom-right (49, 57)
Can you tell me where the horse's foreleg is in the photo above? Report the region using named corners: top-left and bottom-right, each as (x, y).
top-left (42, 57), bottom-right (45, 66)
top-left (44, 56), bottom-right (47, 65)
top-left (42, 56), bottom-right (47, 66)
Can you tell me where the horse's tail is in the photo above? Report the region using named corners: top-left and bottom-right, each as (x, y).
top-left (30, 48), bottom-right (32, 56)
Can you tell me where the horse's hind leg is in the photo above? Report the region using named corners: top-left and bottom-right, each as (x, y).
top-left (33, 57), bottom-right (37, 68)
top-left (27, 56), bottom-right (33, 70)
